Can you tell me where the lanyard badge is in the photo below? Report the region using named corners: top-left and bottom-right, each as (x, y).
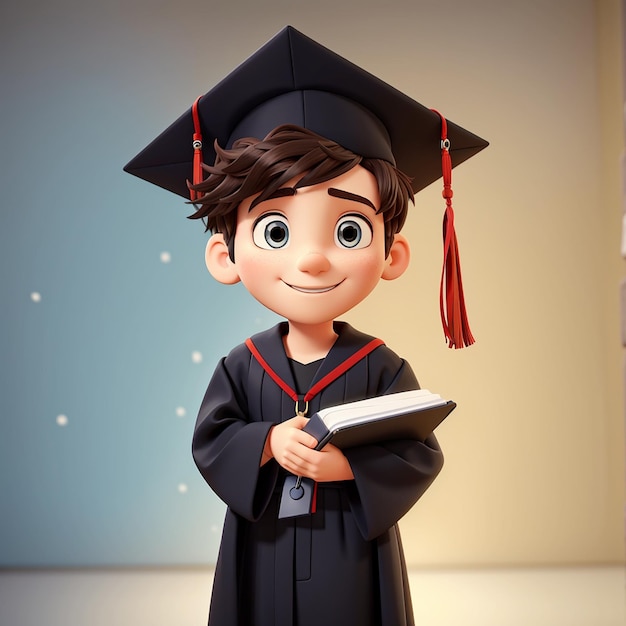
top-left (245, 337), bottom-right (384, 518)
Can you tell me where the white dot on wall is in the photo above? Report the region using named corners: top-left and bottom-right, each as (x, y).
top-left (30, 292), bottom-right (41, 303)
top-left (160, 251), bottom-right (171, 263)
top-left (211, 525), bottom-right (220, 533)
top-left (176, 407), bottom-right (186, 418)
top-left (191, 351), bottom-right (203, 364)
top-left (56, 414), bottom-right (68, 427)
top-left (177, 483), bottom-right (188, 494)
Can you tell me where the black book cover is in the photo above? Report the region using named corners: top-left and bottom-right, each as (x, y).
top-left (302, 390), bottom-right (456, 449)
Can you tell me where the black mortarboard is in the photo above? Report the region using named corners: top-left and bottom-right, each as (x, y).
top-left (124, 26), bottom-right (488, 348)
top-left (124, 25), bottom-right (487, 198)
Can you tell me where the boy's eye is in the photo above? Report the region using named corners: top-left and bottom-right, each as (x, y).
top-left (335, 214), bottom-right (373, 249)
top-left (253, 214), bottom-right (290, 249)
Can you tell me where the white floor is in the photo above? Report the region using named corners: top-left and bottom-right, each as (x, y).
top-left (0, 566), bottom-right (624, 626)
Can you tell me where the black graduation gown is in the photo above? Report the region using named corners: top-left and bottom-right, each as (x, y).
top-left (192, 321), bottom-right (444, 626)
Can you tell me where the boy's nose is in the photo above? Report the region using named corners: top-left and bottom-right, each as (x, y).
top-left (296, 252), bottom-right (331, 275)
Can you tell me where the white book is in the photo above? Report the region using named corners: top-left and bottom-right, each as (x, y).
top-left (302, 389), bottom-right (455, 449)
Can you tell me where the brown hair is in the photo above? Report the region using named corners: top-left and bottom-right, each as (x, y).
top-left (188, 125), bottom-right (414, 258)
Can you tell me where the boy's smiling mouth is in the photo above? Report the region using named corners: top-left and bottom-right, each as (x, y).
top-left (283, 279), bottom-right (345, 294)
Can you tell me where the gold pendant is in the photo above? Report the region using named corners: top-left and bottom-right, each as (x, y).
top-left (295, 399), bottom-right (308, 418)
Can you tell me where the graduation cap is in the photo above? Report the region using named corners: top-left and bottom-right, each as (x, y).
top-left (124, 25), bottom-right (488, 348)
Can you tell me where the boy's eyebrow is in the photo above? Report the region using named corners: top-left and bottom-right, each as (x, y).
top-left (250, 187), bottom-right (296, 210)
top-left (328, 188), bottom-right (377, 211)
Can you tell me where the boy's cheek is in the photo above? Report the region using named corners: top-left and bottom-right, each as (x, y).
top-left (237, 256), bottom-right (282, 294)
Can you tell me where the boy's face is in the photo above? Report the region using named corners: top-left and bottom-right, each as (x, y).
top-left (222, 165), bottom-right (399, 326)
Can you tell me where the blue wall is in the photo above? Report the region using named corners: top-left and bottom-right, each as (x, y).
top-left (0, 1), bottom-right (281, 566)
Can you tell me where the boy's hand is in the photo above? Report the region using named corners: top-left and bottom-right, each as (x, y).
top-left (261, 415), bottom-right (315, 469)
top-left (261, 416), bottom-right (354, 481)
top-left (298, 442), bottom-right (354, 482)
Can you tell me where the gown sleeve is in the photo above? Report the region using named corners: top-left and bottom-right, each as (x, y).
top-left (343, 359), bottom-right (445, 541)
top-left (192, 349), bottom-right (280, 522)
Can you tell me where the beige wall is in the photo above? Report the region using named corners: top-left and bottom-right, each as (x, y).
top-left (344, 0), bottom-right (625, 566)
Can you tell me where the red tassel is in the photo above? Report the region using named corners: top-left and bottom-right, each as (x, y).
top-left (190, 96), bottom-right (204, 202)
top-left (432, 109), bottom-right (475, 349)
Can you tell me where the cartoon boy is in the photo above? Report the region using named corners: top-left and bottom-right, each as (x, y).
top-left (125, 26), bottom-right (487, 626)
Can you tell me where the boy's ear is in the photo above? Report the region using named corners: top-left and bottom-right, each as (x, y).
top-left (381, 233), bottom-right (410, 281)
top-left (205, 233), bottom-right (241, 285)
